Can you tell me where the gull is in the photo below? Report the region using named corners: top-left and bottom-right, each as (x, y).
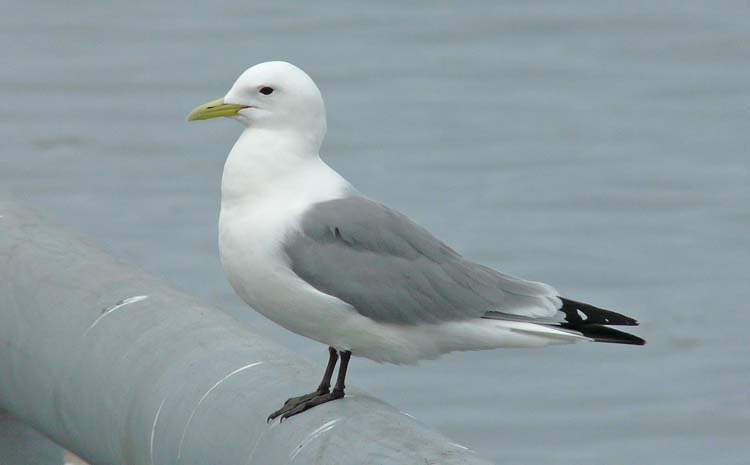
top-left (187, 61), bottom-right (644, 421)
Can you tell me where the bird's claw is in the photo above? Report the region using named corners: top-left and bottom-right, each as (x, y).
top-left (268, 390), bottom-right (344, 422)
top-left (282, 388), bottom-right (328, 406)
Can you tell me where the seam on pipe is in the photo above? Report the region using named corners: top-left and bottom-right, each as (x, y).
top-left (399, 410), bottom-right (417, 420)
top-left (289, 418), bottom-right (341, 462)
top-left (84, 295), bottom-right (149, 335)
top-left (150, 398), bottom-right (167, 465)
top-left (177, 362), bottom-right (264, 460)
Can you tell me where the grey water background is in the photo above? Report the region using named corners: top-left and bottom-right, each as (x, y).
top-left (2, 1), bottom-right (748, 463)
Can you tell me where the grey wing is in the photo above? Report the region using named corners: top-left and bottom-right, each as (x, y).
top-left (283, 195), bottom-right (563, 326)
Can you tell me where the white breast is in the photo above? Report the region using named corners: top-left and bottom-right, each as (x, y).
top-left (218, 134), bottom-right (361, 348)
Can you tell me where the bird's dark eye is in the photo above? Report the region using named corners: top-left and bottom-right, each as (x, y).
top-left (259, 87), bottom-right (274, 95)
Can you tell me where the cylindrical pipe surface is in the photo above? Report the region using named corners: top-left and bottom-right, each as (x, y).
top-left (0, 200), bottom-right (491, 465)
top-left (0, 409), bottom-right (63, 465)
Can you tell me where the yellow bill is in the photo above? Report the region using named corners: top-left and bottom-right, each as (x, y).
top-left (186, 98), bottom-right (248, 121)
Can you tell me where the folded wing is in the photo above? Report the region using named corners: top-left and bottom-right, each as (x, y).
top-left (284, 195), bottom-right (568, 324)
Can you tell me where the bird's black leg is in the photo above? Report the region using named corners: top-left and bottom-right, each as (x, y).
top-left (330, 350), bottom-right (350, 398)
top-left (267, 347), bottom-right (339, 422)
top-left (284, 347), bottom-right (338, 405)
top-left (268, 350), bottom-right (352, 422)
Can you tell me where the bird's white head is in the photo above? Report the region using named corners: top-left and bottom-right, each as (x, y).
top-left (188, 61), bottom-right (327, 146)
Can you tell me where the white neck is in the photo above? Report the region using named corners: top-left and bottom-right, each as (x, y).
top-left (220, 128), bottom-right (351, 210)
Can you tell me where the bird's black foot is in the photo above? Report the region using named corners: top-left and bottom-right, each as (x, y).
top-left (268, 348), bottom-right (351, 423)
top-left (268, 389), bottom-right (345, 422)
top-left (283, 388), bottom-right (329, 406)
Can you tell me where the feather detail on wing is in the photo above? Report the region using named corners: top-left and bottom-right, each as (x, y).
top-left (283, 195), bottom-right (563, 325)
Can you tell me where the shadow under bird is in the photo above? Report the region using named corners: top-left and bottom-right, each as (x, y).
top-left (187, 61), bottom-right (645, 422)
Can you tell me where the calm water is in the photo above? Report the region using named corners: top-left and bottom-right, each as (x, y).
top-left (2, 1), bottom-right (749, 463)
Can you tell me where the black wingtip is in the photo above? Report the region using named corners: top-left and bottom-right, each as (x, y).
top-left (556, 297), bottom-right (645, 345)
top-left (578, 324), bottom-right (646, 346)
top-left (559, 297), bottom-right (639, 326)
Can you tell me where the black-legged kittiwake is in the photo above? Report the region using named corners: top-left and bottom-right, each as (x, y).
top-left (187, 61), bottom-right (644, 422)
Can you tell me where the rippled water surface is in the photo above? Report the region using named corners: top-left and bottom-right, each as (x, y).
top-left (3, 2), bottom-right (749, 463)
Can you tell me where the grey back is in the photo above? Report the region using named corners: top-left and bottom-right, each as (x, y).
top-left (283, 195), bottom-right (561, 325)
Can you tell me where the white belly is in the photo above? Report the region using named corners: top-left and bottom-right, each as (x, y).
top-left (219, 195), bottom-right (444, 364)
top-left (219, 205), bottom-right (357, 347)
